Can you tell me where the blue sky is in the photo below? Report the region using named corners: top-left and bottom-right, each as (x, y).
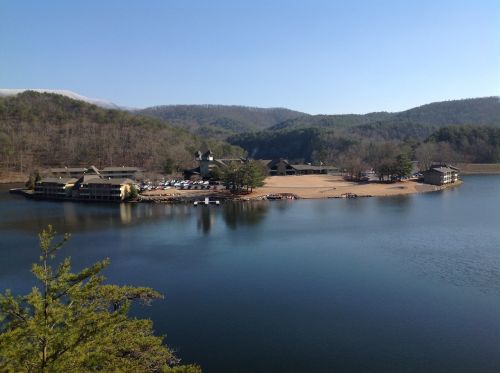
top-left (1, 0), bottom-right (498, 114)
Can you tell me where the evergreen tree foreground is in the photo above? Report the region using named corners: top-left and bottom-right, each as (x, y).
top-left (0, 226), bottom-right (200, 373)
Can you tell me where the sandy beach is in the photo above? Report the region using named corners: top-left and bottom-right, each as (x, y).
top-left (247, 175), bottom-right (444, 199)
top-left (140, 174), bottom-right (457, 201)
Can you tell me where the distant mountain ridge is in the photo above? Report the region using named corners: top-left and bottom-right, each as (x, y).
top-left (228, 97), bottom-right (500, 163)
top-left (3, 89), bottom-right (498, 138)
top-left (1, 91), bottom-right (499, 174)
top-left (270, 97), bottom-right (500, 132)
top-left (136, 104), bottom-right (307, 138)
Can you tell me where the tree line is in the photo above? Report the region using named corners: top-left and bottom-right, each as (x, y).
top-left (229, 124), bottom-right (500, 175)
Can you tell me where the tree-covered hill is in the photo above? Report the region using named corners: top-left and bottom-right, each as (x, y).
top-left (270, 97), bottom-right (500, 131)
top-left (229, 124), bottom-right (500, 169)
top-left (136, 104), bottom-right (307, 138)
top-left (229, 97), bottom-right (500, 163)
top-left (0, 91), bottom-right (244, 173)
top-left (269, 112), bottom-right (393, 131)
top-left (392, 97), bottom-right (500, 127)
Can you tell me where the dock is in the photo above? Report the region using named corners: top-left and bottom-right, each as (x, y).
top-left (194, 197), bottom-right (220, 206)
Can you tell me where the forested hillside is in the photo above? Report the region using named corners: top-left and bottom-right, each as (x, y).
top-left (269, 112), bottom-right (393, 131)
top-left (0, 92), bottom-right (244, 173)
top-left (229, 97), bottom-right (500, 166)
top-left (270, 97), bottom-right (500, 132)
top-left (1, 92), bottom-right (498, 177)
top-left (136, 105), bottom-right (306, 138)
top-left (393, 97), bottom-right (500, 126)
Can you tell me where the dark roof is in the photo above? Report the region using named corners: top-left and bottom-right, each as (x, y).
top-left (214, 158), bottom-right (246, 167)
top-left (86, 178), bottom-right (135, 185)
top-left (430, 163), bottom-right (460, 171)
top-left (79, 174), bottom-right (101, 183)
top-left (257, 159), bottom-right (273, 167)
top-left (425, 167), bottom-right (457, 174)
top-left (101, 166), bottom-right (141, 172)
top-left (267, 159), bottom-right (290, 168)
top-left (39, 177), bottom-right (78, 184)
top-left (50, 167), bottom-right (87, 173)
top-left (290, 164), bottom-right (337, 171)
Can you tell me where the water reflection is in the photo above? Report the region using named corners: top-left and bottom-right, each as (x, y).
top-left (222, 202), bottom-right (268, 230)
top-left (0, 191), bottom-right (272, 236)
top-left (197, 206), bottom-right (215, 234)
top-left (195, 202), bottom-right (270, 233)
top-left (375, 194), bottom-right (412, 207)
top-left (273, 200), bottom-right (294, 213)
top-left (119, 203), bottom-right (132, 224)
top-left (0, 201), bottom-right (194, 234)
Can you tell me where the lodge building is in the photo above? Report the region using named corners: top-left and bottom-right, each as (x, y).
top-left (422, 164), bottom-right (459, 185)
top-left (34, 166), bottom-right (137, 202)
top-left (47, 166), bottom-right (142, 180)
top-left (78, 177), bottom-right (135, 201)
top-left (264, 159), bottom-right (338, 176)
top-left (34, 177), bottom-right (78, 198)
top-left (187, 150), bottom-right (338, 178)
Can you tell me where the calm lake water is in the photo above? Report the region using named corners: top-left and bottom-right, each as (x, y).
top-left (1, 176), bottom-right (499, 372)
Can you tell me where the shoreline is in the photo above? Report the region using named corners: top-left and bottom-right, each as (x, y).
top-left (139, 175), bottom-right (463, 202)
top-left (5, 175), bottom-right (463, 204)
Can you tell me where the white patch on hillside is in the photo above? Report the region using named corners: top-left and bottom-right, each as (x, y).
top-left (0, 88), bottom-right (128, 110)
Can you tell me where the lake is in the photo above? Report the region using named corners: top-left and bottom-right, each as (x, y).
top-left (0, 176), bottom-right (499, 372)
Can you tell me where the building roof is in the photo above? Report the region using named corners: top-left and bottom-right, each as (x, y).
top-left (78, 174), bottom-right (101, 183)
top-left (214, 158), bottom-right (246, 167)
top-left (266, 159), bottom-right (290, 168)
top-left (101, 166), bottom-right (141, 172)
top-left (290, 164), bottom-right (337, 171)
top-left (425, 167), bottom-right (457, 174)
top-left (86, 178), bottom-right (135, 185)
top-left (39, 177), bottom-right (78, 184)
top-left (257, 159), bottom-right (273, 167)
top-left (266, 159), bottom-right (336, 171)
top-left (430, 163), bottom-right (460, 171)
top-left (50, 167), bottom-right (87, 173)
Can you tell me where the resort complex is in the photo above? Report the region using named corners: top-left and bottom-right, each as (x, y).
top-left (34, 166), bottom-right (139, 201)
top-left (186, 150), bottom-right (339, 178)
top-left (22, 155), bottom-right (462, 203)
